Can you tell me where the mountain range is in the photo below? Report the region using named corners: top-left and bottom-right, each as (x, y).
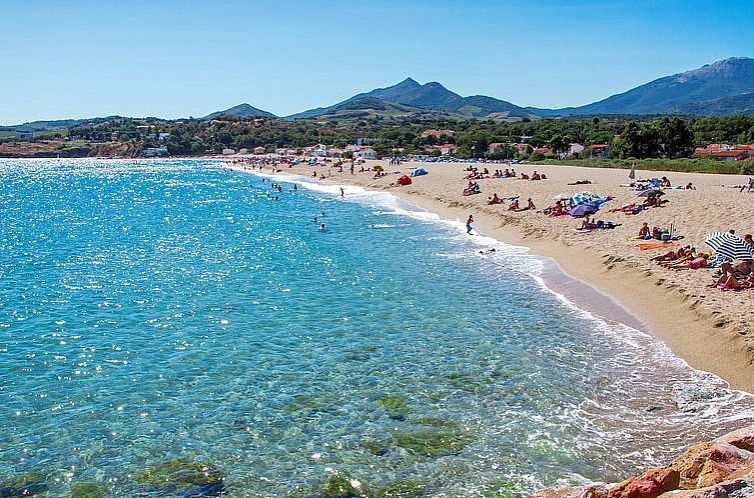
top-left (3, 57), bottom-right (754, 132)
top-left (200, 57), bottom-right (754, 121)
top-left (528, 57), bottom-right (754, 116)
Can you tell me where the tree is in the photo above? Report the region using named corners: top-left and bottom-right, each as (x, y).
top-left (654, 117), bottom-right (694, 159)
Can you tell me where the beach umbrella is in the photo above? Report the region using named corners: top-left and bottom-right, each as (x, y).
top-left (637, 188), bottom-right (664, 198)
top-left (705, 232), bottom-right (754, 261)
top-left (568, 204), bottom-right (597, 217)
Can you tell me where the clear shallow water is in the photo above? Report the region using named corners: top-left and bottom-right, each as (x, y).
top-left (1, 159), bottom-right (753, 497)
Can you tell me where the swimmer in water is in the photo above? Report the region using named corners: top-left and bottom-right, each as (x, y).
top-left (319, 223), bottom-right (326, 231)
top-left (314, 216), bottom-right (318, 223)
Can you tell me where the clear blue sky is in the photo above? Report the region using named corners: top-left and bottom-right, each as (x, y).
top-left (1, 0), bottom-right (752, 124)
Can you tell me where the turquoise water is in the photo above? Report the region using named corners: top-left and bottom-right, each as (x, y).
top-left (1, 159), bottom-right (753, 497)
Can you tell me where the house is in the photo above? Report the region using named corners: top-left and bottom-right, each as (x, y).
top-left (589, 144), bottom-right (612, 158)
top-left (356, 138), bottom-right (382, 146)
top-left (353, 148), bottom-right (377, 159)
top-left (221, 148), bottom-right (236, 155)
top-left (425, 144), bottom-right (458, 155)
top-left (421, 129), bottom-right (456, 138)
top-left (254, 146), bottom-right (266, 154)
top-left (713, 150), bottom-right (746, 161)
top-left (143, 146), bottom-right (169, 157)
top-left (569, 143), bottom-right (585, 155)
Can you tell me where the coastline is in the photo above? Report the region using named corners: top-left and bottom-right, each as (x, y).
top-left (232, 158), bottom-right (754, 393)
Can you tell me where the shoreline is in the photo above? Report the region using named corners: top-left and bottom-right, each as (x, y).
top-left (232, 158), bottom-right (754, 393)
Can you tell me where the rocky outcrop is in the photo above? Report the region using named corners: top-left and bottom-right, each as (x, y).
top-left (530, 426), bottom-right (754, 498)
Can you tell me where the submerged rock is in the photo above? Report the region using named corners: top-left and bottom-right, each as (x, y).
top-left (360, 439), bottom-right (391, 456)
top-left (323, 471), bottom-right (370, 498)
top-left (136, 458), bottom-right (225, 497)
top-left (0, 473), bottom-right (48, 497)
top-left (70, 482), bottom-right (107, 498)
top-left (379, 479), bottom-right (429, 497)
top-left (393, 430), bottom-right (474, 457)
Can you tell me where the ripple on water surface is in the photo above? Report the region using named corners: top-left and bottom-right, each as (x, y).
top-left (0, 159), bottom-right (753, 497)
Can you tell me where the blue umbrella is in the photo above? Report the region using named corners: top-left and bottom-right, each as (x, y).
top-left (569, 204), bottom-right (597, 217)
top-left (705, 232), bottom-right (754, 261)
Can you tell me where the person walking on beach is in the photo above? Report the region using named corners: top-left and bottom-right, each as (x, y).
top-left (466, 215), bottom-right (474, 235)
top-left (340, 187), bottom-right (345, 197)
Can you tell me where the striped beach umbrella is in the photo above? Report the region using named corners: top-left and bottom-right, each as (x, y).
top-left (705, 232), bottom-right (754, 261)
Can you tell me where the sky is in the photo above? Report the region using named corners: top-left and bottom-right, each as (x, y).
top-left (1, 0), bottom-right (753, 125)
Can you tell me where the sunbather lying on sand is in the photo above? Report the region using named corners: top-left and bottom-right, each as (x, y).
top-left (665, 252), bottom-right (709, 270)
top-left (610, 203), bottom-right (643, 215)
top-left (713, 273), bottom-right (754, 291)
top-left (715, 259), bottom-right (754, 281)
top-left (652, 246), bottom-right (691, 263)
top-left (568, 180), bottom-right (592, 185)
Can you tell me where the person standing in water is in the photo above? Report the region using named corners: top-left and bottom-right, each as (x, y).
top-left (466, 215), bottom-right (474, 235)
top-left (340, 187), bottom-right (345, 197)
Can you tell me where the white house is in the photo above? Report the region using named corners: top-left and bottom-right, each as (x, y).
top-left (353, 148), bottom-right (377, 159)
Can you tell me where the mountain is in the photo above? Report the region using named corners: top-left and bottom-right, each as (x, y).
top-left (664, 90), bottom-right (754, 116)
top-left (203, 103), bottom-right (276, 119)
top-left (309, 96), bottom-right (448, 121)
top-left (286, 78), bottom-right (536, 120)
top-left (529, 57), bottom-right (754, 116)
top-left (0, 116), bottom-right (123, 133)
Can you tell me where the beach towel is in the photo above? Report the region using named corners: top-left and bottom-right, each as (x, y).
top-left (637, 242), bottom-right (677, 251)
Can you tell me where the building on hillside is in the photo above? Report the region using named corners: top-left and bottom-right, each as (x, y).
top-left (356, 138), bottom-right (382, 146)
top-left (421, 129), bottom-right (456, 138)
top-left (221, 148), bottom-right (236, 155)
top-left (254, 146), bottom-right (266, 154)
top-left (143, 146), bottom-right (170, 157)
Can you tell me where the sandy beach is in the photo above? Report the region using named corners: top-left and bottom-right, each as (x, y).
top-left (238, 157), bottom-right (754, 393)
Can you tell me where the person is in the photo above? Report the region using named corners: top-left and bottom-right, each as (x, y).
top-left (487, 193), bottom-right (501, 205)
top-left (530, 171), bottom-right (541, 181)
top-left (684, 182), bottom-right (695, 190)
top-left (319, 223), bottom-right (326, 231)
top-left (745, 234), bottom-right (754, 250)
top-left (660, 176), bottom-right (671, 188)
top-left (340, 187), bottom-right (345, 197)
top-left (507, 199), bottom-right (519, 211)
top-left (638, 222), bottom-right (650, 239)
top-left (713, 273), bottom-right (754, 291)
top-left (466, 215), bottom-right (475, 234)
top-left (525, 198), bottom-right (536, 210)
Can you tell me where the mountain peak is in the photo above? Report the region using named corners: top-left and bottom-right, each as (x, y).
top-left (398, 77), bottom-right (420, 87)
top-left (203, 103), bottom-right (276, 119)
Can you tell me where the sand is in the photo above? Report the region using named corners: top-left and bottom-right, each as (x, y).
top-left (234, 157), bottom-right (754, 392)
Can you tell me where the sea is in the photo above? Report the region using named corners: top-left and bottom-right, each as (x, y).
top-left (1, 159), bottom-right (752, 497)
